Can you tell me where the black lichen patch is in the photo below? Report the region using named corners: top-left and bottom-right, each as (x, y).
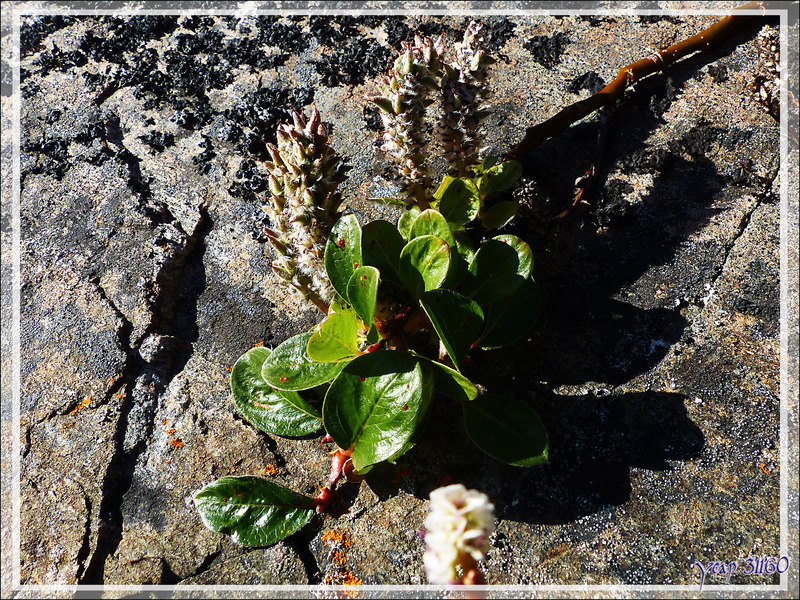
top-left (480, 18), bottom-right (517, 52)
top-left (725, 257), bottom-right (779, 324)
top-left (225, 85), bottom-right (314, 151)
top-left (32, 47), bottom-right (88, 75)
top-left (638, 15), bottom-right (684, 25)
top-left (228, 159), bottom-right (269, 202)
top-left (648, 76), bottom-right (679, 120)
top-left (578, 16), bottom-right (618, 27)
top-left (595, 179), bottom-right (637, 228)
top-left (307, 15), bottom-right (362, 46)
top-left (192, 137), bottom-right (217, 175)
top-left (20, 15), bottom-right (78, 56)
top-left (313, 39), bottom-right (393, 87)
top-left (79, 16), bottom-right (180, 62)
top-left (567, 71), bottom-right (606, 95)
top-left (670, 118), bottom-right (723, 159)
top-left (363, 106), bottom-right (383, 132)
top-left (139, 131), bottom-right (175, 154)
top-left (523, 32), bottom-right (571, 69)
top-left (705, 64), bottom-right (729, 84)
top-left (617, 147), bottom-right (672, 175)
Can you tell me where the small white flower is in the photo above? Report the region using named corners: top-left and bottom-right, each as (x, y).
top-left (423, 484), bottom-right (495, 584)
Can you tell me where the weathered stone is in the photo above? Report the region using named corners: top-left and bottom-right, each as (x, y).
top-left (3, 6), bottom-right (795, 598)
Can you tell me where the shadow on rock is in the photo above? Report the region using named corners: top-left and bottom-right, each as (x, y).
top-left (364, 390), bottom-right (704, 526)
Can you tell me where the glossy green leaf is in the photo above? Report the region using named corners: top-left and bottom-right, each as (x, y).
top-left (432, 175), bottom-right (457, 200)
top-left (397, 206), bottom-right (422, 241)
top-left (322, 351), bottom-right (424, 470)
top-left (479, 277), bottom-right (543, 350)
top-left (417, 356), bottom-right (479, 401)
top-left (307, 311), bottom-right (361, 363)
top-left (324, 215), bottom-right (362, 302)
top-left (420, 289), bottom-right (484, 370)
top-left (362, 220), bottom-right (404, 283)
top-left (443, 232), bottom-right (476, 289)
top-left (398, 235), bottom-right (450, 298)
top-left (194, 476), bottom-right (315, 546)
top-left (480, 160), bottom-right (522, 196)
top-left (463, 394), bottom-right (549, 467)
top-left (462, 238), bottom-right (525, 306)
top-left (346, 266), bottom-right (380, 326)
top-left (231, 348), bottom-right (322, 436)
top-left (438, 179), bottom-right (480, 225)
top-left (409, 209), bottom-right (456, 246)
top-left (262, 332), bottom-right (348, 391)
top-left (493, 234), bottom-right (533, 279)
top-left (480, 200), bottom-right (519, 230)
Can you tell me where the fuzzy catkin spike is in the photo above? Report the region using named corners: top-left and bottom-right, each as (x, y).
top-left (371, 34), bottom-right (444, 207)
top-left (437, 21), bottom-right (495, 177)
top-left (262, 106), bottom-right (344, 309)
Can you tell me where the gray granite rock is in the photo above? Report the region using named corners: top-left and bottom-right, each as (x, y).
top-left (2, 4), bottom-right (797, 599)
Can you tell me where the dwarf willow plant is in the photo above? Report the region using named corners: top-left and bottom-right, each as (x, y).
top-left (194, 22), bottom-right (548, 548)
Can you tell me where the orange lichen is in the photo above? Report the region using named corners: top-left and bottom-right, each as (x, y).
top-left (225, 365), bottom-right (232, 371)
top-left (322, 530), bottom-right (347, 546)
top-left (342, 571), bottom-right (362, 586)
top-left (69, 396), bottom-right (92, 416)
top-left (333, 550), bottom-right (346, 565)
top-left (166, 428), bottom-right (176, 436)
top-left (263, 464), bottom-right (279, 476)
top-left (232, 465), bottom-right (238, 472)
top-left (170, 438), bottom-right (183, 449)
top-left (758, 463), bottom-right (771, 475)
top-left (253, 341), bottom-right (264, 347)
top-left (162, 418), bottom-right (168, 425)
top-left (61, 421), bottom-right (76, 430)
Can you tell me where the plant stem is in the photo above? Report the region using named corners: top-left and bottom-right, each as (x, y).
top-left (506, 1), bottom-right (768, 162)
top-left (312, 447), bottom-right (351, 513)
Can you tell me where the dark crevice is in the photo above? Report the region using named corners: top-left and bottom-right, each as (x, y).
top-left (73, 483), bottom-right (95, 582)
top-left (286, 536), bottom-right (322, 584)
top-left (79, 207), bottom-right (212, 584)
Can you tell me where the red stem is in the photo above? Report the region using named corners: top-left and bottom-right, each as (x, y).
top-left (506, 2), bottom-right (767, 162)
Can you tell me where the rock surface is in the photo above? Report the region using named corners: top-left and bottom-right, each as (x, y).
top-left (2, 3), bottom-right (798, 598)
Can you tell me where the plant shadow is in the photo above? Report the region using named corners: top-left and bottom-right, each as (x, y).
top-left (365, 389), bottom-right (704, 525)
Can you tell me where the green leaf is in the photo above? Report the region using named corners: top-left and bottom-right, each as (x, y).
top-left (461, 238), bottom-right (525, 306)
top-left (262, 332), bottom-right (348, 391)
top-left (398, 235), bottom-right (451, 298)
top-left (409, 209), bottom-right (456, 246)
top-left (371, 97), bottom-right (395, 114)
top-left (231, 348), bottom-right (322, 436)
top-left (493, 234), bottom-right (533, 279)
top-left (194, 476), bottom-right (315, 546)
top-left (346, 266), bottom-right (379, 326)
top-left (322, 351), bottom-right (425, 471)
top-left (419, 289), bottom-right (484, 370)
top-left (398, 206), bottom-right (422, 241)
top-left (480, 160), bottom-right (522, 196)
top-left (324, 215), bottom-right (362, 302)
top-left (307, 311), bottom-right (361, 363)
top-left (417, 356), bottom-right (479, 401)
top-left (480, 200), bottom-right (518, 229)
top-left (463, 394), bottom-right (549, 467)
top-left (479, 277), bottom-right (543, 349)
top-left (439, 178), bottom-right (481, 225)
top-left (362, 220), bottom-right (404, 283)
top-left (432, 175), bottom-right (457, 200)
